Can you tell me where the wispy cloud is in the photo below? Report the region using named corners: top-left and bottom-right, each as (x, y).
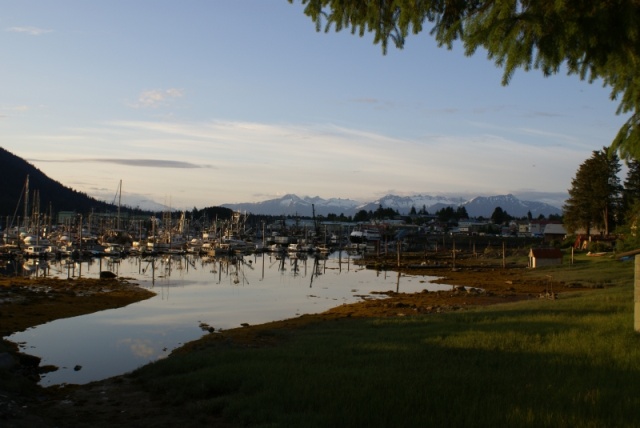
top-left (6, 105), bottom-right (30, 112)
top-left (30, 158), bottom-right (212, 169)
top-left (348, 97), bottom-right (396, 111)
top-left (100, 158), bottom-right (211, 168)
top-left (1, 105), bottom-right (30, 115)
top-left (524, 110), bottom-right (565, 118)
top-left (6, 26), bottom-right (52, 36)
top-left (133, 88), bottom-right (184, 108)
top-left (471, 105), bottom-right (512, 114)
top-left (0, 105), bottom-right (30, 120)
top-left (423, 107), bottom-right (459, 115)
top-left (517, 127), bottom-right (577, 141)
top-left (468, 121), bottom-right (580, 146)
top-left (351, 98), bottom-right (379, 104)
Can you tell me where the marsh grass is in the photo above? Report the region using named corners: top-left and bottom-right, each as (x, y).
top-left (133, 257), bottom-right (640, 427)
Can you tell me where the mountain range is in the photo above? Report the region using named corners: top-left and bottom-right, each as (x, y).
top-left (222, 193), bottom-right (563, 219)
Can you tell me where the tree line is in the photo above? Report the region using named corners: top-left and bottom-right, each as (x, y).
top-left (563, 146), bottom-right (640, 250)
top-left (261, 203), bottom-right (559, 227)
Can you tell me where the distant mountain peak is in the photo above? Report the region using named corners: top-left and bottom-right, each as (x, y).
top-left (222, 193), bottom-right (562, 218)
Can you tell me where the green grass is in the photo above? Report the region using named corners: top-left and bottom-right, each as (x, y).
top-left (132, 256), bottom-right (640, 427)
top-left (520, 251), bottom-right (634, 287)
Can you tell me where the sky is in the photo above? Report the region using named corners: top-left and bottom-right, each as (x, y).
top-left (1, 1), bottom-right (629, 211)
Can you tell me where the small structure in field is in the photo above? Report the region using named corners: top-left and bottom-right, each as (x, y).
top-left (528, 248), bottom-right (563, 268)
top-left (542, 223), bottom-right (567, 242)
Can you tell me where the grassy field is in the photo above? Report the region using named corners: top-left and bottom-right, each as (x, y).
top-left (127, 254), bottom-right (640, 427)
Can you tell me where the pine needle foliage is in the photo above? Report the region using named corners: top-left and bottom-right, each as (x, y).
top-left (291, 0), bottom-right (640, 159)
top-left (563, 146), bottom-right (622, 235)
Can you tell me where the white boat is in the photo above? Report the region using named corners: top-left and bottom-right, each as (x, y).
top-left (220, 237), bottom-right (255, 254)
top-left (58, 244), bottom-right (79, 257)
top-left (23, 244), bottom-right (48, 258)
top-left (22, 258), bottom-right (47, 274)
top-left (347, 242), bottom-right (368, 251)
top-left (147, 234), bottom-right (187, 253)
top-left (44, 245), bottom-right (59, 255)
top-left (267, 243), bottom-right (285, 253)
top-left (201, 242), bottom-right (216, 255)
top-left (23, 235), bottom-right (50, 247)
top-left (186, 238), bottom-right (204, 254)
top-left (316, 244), bottom-right (332, 254)
top-left (131, 241), bottom-right (146, 253)
top-left (104, 243), bottom-right (125, 255)
top-left (287, 243), bottom-right (301, 252)
top-left (349, 227), bottom-right (382, 245)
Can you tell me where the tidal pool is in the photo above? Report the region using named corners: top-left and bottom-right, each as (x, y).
top-left (7, 252), bottom-right (450, 386)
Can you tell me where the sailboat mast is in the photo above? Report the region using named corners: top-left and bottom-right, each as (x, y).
top-left (23, 175), bottom-right (29, 230)
top-left (117, 179), bottom-right (122, 230)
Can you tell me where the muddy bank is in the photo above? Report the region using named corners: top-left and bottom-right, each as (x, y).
top-left (0, 276), bottom-right (155, 427)
top-left (1, 276), bottom-right (155, 338)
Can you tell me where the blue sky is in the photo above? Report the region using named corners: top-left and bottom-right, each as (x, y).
top-left (1, 1), bottom-right (627, 210)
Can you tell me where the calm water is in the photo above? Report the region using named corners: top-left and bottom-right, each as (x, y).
top-left (6, 252), bottom-right (451, 386)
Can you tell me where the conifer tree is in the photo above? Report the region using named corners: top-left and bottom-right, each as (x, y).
top-left (616, 159), bottom-right (640, 250)
top-left (490, 206), bottom-right (510, 225)
top-left (436, 206), bottom-right (455, 222)
top-left (563, 147), bottom-right (622, 235)
top-left (623, 160), bottom-right (640, 214)
top-left (292, 1), bottom-right (640, 159)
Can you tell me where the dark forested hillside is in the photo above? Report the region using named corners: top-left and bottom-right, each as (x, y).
top-left (0, 147), bottom-right (116, 219)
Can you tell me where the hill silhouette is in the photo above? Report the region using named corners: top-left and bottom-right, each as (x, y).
top-left (0, 147), bottom-right (233, 225)
top-left (0, 147), bottom-right (120, 220)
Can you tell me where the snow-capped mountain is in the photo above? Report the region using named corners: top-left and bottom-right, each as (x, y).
top-left (222, 193), bottom-right (563, 218)
top-left (221, 194), bottom-right (361, 217)
top-left (356, 195), bottom-right (467, 215)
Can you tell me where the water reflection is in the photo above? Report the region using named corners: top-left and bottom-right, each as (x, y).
top-left (5, 252), bottom-right (451, 387)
